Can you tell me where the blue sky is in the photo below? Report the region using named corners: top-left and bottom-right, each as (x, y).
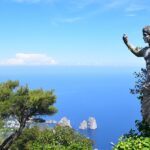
top-left (0, 0), bottom-right (149, 67)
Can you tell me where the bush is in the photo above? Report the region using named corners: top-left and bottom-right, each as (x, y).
top-left (113, 136), bottom-right (150, 150)
top-left (11, 126), bottom-right (93, 150)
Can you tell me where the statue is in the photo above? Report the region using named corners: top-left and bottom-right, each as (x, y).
top-left (123, 26), bottom-right (150, 89)
top-left (123, 26), bottom-right (150, 124)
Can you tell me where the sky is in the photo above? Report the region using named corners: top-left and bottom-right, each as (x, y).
top-left (0, 0), bottom-right (150, 67)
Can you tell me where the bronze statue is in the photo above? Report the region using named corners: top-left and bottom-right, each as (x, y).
top-left (123, 26), bottom-right (150, 88)
top-left (123, 26), bottom-right (150, 124)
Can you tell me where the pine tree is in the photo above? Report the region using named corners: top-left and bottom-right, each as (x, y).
top-left (0, 80), bottom-right (57, 150)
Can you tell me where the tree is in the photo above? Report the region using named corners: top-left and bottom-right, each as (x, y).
top-left (129, 68), bottom-right (146, 100)
top-left (0, 80), bottom-right (57, 150)
top-left (130, 68), bottom-right (150, 125)
top-left (10, 126), bottom-right (93, 150)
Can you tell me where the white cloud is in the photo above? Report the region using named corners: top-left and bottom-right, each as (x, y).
top-left (0, 53), bottom-right (57, 66)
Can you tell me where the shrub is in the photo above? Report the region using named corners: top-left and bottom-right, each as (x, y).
top-left (113, 136), bottom-right (150, 150)
top-left (11, 126), bottom-right (93, 150)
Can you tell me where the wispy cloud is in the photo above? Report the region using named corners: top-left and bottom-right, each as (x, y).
top-left (10, 0), bottom-right (101, 12)
top-left (11, 0), bottom-right (56, 4)
top-left (126, 14), bottom-right (136, 17)
top-left (8, 0), bottom-right (150, 21)
top-left (104, 0), bottom-right (129, 10)
top-left (0, 53), bottom-right (57, 66)
top-left (52, 16), bottom-right (82, 25)
top-left (70, 0), bottom-right (100, 9)
top-left (125, 4), bottom-right (148, 12)
top-left (103, 0), bottom-right (149, 17)
top-left (12, 0), bottom-right (41, 3)
top-left (125, 2), bottom-right (149, 17)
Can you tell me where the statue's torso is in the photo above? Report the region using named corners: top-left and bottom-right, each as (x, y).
top-left (143, 47), bottom-right (150, 68)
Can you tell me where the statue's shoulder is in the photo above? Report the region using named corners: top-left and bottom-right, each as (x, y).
top-left (139, 47), bottom-right (150, 57)
top-left (141, 46), bottom-right (149, 53)
top-left (142, 46), bottom-right (149, 50)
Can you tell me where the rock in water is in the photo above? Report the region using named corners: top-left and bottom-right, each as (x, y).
top-left (88, 117), bottom-right (97, 129)
top-left (58, 117), bottom-right (72, 128)
top-left (79, 120), bottom-right (88, 129)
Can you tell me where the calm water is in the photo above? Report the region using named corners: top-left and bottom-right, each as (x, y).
top-left (0, 66), bottom-right (142, 150)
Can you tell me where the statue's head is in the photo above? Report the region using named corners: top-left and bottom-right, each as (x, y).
top-left (143, 26), bottom-right (150, 43)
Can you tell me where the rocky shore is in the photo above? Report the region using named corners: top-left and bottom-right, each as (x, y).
top-left (4, 116), bottom-right (97, 130)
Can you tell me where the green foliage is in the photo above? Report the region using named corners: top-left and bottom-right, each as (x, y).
top-left (10, 127), bottom-right (39, 150)
top-left (0, 80), bottom-right (57, 120)
top-left (113, 136), bottom-right (150, 150)
top-left (0, 80), bottom-right (92, 150)
top-left (0, 128), bottom-right (14, 144)
top-left (11, 126), bottom-right (93, 150)
top-left (0, 119), bottom-right (4, 129)
top-left (130, 68), bottom-right (146, 100)
top-left (0, 80), bottom-right (57, 149)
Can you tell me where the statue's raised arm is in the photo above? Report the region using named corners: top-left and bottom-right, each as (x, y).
top-left (122, 34), bottom-right (143, 57)
top-left (122, 26), bottom-right (150, 87)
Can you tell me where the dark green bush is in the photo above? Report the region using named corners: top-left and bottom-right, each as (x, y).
top-left (11, 126), bottom-right (93, 150)
top-left (113, 136), bottom-right (150, 150)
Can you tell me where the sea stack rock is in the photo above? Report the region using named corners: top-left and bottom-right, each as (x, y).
top-left (79, 120), bottom-right (88, 129)
top-left (87, 117), bottom-right (97, 129)
top-left (58, 117), bottom-right (72, 128)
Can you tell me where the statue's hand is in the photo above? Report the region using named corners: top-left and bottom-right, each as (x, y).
top-left (123, 34), bottom-right (128, 44)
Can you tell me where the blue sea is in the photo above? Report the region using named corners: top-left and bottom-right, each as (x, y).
top-left (0, 66), bottom-right (142, 150)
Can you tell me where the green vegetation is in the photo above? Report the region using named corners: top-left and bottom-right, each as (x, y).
top-left (114, 136), bottom-right (150, 150)
top-left (0, 80), bottom-right (57, 150)
top-left (10, 126), bottom-right (93, 150)
top-left (0, 80), bottom-right (93, 150)
top-left (114, 69), bottom-right (150, 150)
